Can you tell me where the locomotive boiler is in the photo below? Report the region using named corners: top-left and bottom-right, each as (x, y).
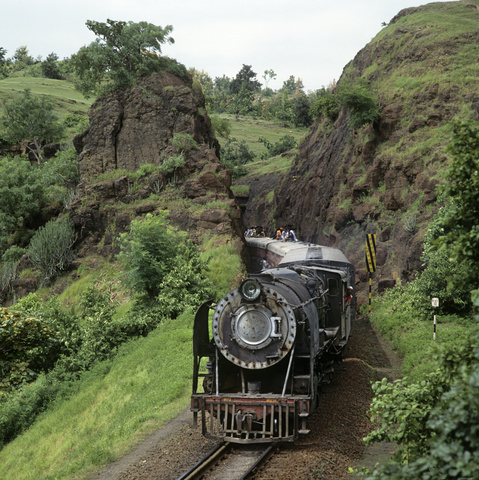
top-left (191, 237), bottom-right (355, 443)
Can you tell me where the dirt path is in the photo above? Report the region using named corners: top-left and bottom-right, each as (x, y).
top-left (91, 315), bottom-right (401, 480)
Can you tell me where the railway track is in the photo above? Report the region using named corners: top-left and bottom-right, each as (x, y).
top-left (176, 442), bottom-right (276, 480)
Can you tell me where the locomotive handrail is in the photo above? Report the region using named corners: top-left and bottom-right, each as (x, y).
top-left (281, 343), bottom-right (295, 397)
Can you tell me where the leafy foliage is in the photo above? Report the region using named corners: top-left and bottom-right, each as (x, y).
top-left (230, 64), bottom-right (261, 94)
top-left (28, 216), bottom-right (77, 284)
top-left (210, 114), bottom-right (231, 139)
top-left (339, 81), bottom-right (380, 128)
top-left (310, 89), bottom-right (342, 122)
top-left (1, 89), bottom-right (64, 164)
top-left (41, 52), bottom-right (63, 80)
top-left (70, 19), bottom-right (187, 98)
top-left (156, 240), bottom-right (214, 318)
top-left (170, 132), bottom-right (199, 154)
top-left (0, 308), bottom-right (58, 394)
top-left (0, 246), bottom-right (26, 297)
top-left (437, 120), bottom-right (479, 292)
top-left (117, 212), bottom-right (183, 299)
top-left (365, 331), bottom-right (479, 479)
top-left (0, 156), bottom-right (46, 253)
top-left (259, 134), bottom-right (297, 159)
top-left (219, 137), bottom-right (256, 179)
top-left (310, 80), bottom-right (379, 128)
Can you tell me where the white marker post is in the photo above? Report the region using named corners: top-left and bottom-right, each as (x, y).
top-left (432, 297), bottom-right (439, 340)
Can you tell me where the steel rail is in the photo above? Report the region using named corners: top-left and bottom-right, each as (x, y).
top-left (240, 444), bottom-right (276, 480)
top-left (176, 442), bottom-right (231, 480)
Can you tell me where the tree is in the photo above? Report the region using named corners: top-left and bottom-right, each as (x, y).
top-left (291, 94), bottom-right (313, 127)
top-left (230, 64), bottom-right (261, 94)
top-left (437, 119), bottom-right (479, 296)
top-left (262, 69), bottom-right (277, 89)
top-left (41, 52), bottom-right (63, 80)
top-left (0, 156), bottom-right (46, 253)
top-left (0, 47), bottom-right (7, 78)
top-left (1, 89), bottom-right (64, 164)
top-left (70, 19), bottom-right (187, 98)
top-left (12, 46), bottom-right (34, 67)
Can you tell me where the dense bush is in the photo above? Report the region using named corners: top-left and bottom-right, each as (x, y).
top-left (259, 134), bottom-right (297, 159)
top-left (437, 120), bottom-right (479, 291)
top-left (310, 89), bottom-right (341, 122)
top-left (156, 240), bottom-right (214, 318)
top-left (28, 216), bottom-right (77, 284)
top-left (219, 137), bottom-right (255, 179)
top-left (310, 80), bottom-right (379, 128)
top-left (117, 212), bottom-right (181, 299)
top-left (364, 330), bottom-right (479, 479)
top-left (0, 156), bottom-right (46, 253)
top-left (0, 246), bottom-right (26, 297)
top-left (0, 307), bottom-right (59, 395)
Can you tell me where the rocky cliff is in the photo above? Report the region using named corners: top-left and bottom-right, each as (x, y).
top-left (240, 0), bottom-right (479, 306)
top-left (70, 71), bottom-right (243, 259)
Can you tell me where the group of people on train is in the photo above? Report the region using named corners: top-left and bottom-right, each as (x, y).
top-left (244, 225), bottom-right (298, 242)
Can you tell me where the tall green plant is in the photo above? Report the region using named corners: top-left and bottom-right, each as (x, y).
top-left (117, 212), bottom-right (183, 299)
top-left (1, 89), bottom-right (64, 164)
top-left (0, 157), bottom-right (46, 253)
top-left (28, 216), bottom-right (77, 284)
top-left (70, 19), bottom-right (187, 98)
top-left (437, 120), bottom-right (479, 295)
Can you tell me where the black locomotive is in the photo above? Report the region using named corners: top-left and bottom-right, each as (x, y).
top-left (191, 237), bottom-right (355, 443)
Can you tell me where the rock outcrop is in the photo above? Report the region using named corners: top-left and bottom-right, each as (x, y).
top-left (71, 72), bottom-right (243, 258)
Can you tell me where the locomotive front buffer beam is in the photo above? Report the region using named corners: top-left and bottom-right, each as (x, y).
top-left (191, 394), bottom-right (310, 444)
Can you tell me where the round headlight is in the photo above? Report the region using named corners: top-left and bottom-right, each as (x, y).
top-left (240, 279), bottom-right (261, 301)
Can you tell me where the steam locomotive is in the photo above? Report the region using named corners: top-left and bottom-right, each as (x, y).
top-left (191, 237), bottom-right (355, 443)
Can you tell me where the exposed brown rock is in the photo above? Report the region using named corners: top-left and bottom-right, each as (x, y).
top-left (70, 72), bottom-right (244, 260)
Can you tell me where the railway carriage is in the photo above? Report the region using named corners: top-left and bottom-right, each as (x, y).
top-left (191, 237), bottom-right (355, 443)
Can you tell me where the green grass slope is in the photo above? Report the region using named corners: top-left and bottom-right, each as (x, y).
top-left (0, 313), bottom-right (193, 480)
top-left (0, 77), bottom-right (92, 121)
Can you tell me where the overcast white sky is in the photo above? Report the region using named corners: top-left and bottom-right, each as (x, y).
top-left (1, 0), bottom-right (452, 92)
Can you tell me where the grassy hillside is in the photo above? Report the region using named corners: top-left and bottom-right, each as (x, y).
top-left (0, 313), bottom-right (193, 480)
top-left (0, 77), bottom-right (92, 121)
top-left (219, 113), bottom-right (308, 159)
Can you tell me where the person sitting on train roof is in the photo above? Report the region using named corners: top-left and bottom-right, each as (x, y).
top-left (345, 286), bottom-right (353, 305)
top-left (287, 229), bottom-right (297, 241)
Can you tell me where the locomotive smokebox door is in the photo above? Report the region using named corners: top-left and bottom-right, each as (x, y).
top-left (212, 283), bottom-right (296, 369)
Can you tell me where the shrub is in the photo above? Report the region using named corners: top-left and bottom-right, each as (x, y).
top-left (0, 246), bottom-right (26, 296)
top-left (364, 331), bottom-right (479, 479)
top-left (156, 240), bottom-right (214, 318)
top-left (28, 216), bottom-right (77, 284)
top-left (118, 212), bottom-right (183, 299)
top-left (259, 134), bottom-right (297, 159)
top-left (310, 80), bottom-right (380, 129)
top-left (0, 156), bottom-right (46, 253)
top-left (157, 154), bottom-right (186, 184)
top-left (170, 132), bottom-right (200, 153)
top-left (210, 114), bottom-right (231, 139)
top-left (219, 137), bottom-right (255, 179)
top-left (0, 308), bottom-right (59, 394)
top-left (310, 90), bottom-right (341, 122)
top-left (338, 80), bottom-right (380, 129)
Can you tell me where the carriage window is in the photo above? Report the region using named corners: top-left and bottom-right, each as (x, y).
top-left (328, 278), bottom-right (339, 296)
